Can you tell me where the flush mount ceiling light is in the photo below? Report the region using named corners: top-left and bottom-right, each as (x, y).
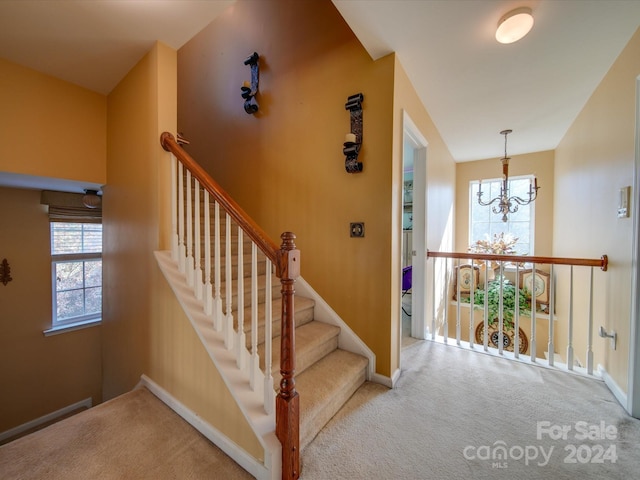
top-left (496, 7), bottom-right (534, 44)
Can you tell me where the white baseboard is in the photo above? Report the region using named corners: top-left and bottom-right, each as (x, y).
top-left (0, 397), bottom-right (92, 443)
top-left (138, 375), bottom-right (271, 480)
top-left (371, 368), bottom-right (401, 389)
top-left (598, 364), bottom-right (628, 410)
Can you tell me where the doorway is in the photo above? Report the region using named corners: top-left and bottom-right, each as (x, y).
top-left (401, 112), bottom-right (428, 347)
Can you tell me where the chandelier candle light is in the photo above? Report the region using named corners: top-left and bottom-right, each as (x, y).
top-left (477, 129), bottom-right (539, 222)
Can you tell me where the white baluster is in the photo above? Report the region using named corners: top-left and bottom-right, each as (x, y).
top-left (224, 213), bottom-right (234, 350)
top-left (498, 261), bottom-right (504, 356)
top-left (186, 170), bottom-right (194, 287)
top-left (567, 266), bottom-right (575, 370)
top-left (250, 243), bottom-right (260, 391)
top-left (530, 262), bottom-right (537, 363)
top-left (587, 267), bottom-right (594, 375)
top-left (443, 258), bottom-right (449, 345)
top-left (431, 257), bottom-right (436, 340)
top-left (170, 154), bottom-right (178, 261)
top-left (469, 258), bottom-right (475, 348)
top-left (178, 162), bottom-right (186, 273)
top-left (483, 260), bottom-right (489, 351)
top-left (547, 265), bottom-right (555, 366)
top-left (514, 263), bottom-right (520, 359)
top-left (455, 259), bottom-right (461, 346)
top-left (264, 259), bottom-right (275, 414)
top-left (194, 180), bottom-right (202, 300)
top-left (203, 191), bottom-right (213, 317)
top-left (236, 228), bottom-right (246, 371)
top-left (213, 202), bottom-right (223, 331)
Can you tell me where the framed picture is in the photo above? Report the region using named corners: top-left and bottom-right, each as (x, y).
top-left (453, 264), bottom-right (479, 300)
top-left (519, 269), bottom-right (550, 308)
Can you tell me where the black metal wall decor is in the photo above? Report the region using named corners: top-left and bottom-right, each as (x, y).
top-left (241, 52), bottom-right (260, 114)
top-left (0, 258), bottom-right (12, 286)
top-left (343, 93), bottom-right (364, 173)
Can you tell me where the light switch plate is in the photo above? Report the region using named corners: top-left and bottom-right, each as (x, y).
top-left (618, 186), bottom-right (630, 218)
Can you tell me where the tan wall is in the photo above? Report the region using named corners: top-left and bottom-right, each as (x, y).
top-left (178, 0), bottom-right (399, 376)
top-left (553, 27), bottom-right (640, 392)
top-left (0, 187), bottom-right (102, 432)
top-left (455, 150), bottom-right (555, 255)
top-left (0, 58), bottom-right (106, 184)
top-left (392, 58), bottom-right (456, 370)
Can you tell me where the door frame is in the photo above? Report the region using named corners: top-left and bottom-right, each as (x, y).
top-left (402, 111), bottom-right (428, 340)
top-left (627, 75), bottom-right (640, 418)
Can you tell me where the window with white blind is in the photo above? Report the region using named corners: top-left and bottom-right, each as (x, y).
top-left (469, 176), bottom-right (535, 255)
top-left (50, 222), bottom-right (102, 328)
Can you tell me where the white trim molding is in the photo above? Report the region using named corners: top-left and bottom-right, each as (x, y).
top-left (0, 397), bottom-right (92, 443)
top-left (599, 365), bottom-right (628, 409)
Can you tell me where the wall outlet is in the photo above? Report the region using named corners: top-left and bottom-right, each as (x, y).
top-left (350, 222), bottom-right (365, 237)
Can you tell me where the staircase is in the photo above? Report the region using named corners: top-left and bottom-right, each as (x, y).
top-left (215, 215), bottom-right (369, 451)
top-left (159, 132), bottom-right (372, 479)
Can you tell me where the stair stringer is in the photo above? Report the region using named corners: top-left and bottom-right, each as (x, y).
top-left (295, 277), bottom-right (377, 382)
top-left (154, 250), bottom-right (280, 480)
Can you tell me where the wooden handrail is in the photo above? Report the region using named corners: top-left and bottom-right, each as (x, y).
top-left (161, 132), bottom-right (283, 273)
top-left (427, 250), bottom-right (608, 271)
top-left (160, 132), bottom-right (300, 479)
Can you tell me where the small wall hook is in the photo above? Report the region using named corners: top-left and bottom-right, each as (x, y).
top-left (344, 93), bottom-right (364, 173)
top-left (241, 52), bottom-right (260, 114)
top-left (0, 258), bottom-right (12, 286)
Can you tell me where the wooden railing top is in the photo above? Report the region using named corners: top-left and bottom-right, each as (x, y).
top-left (427, 250), bottom-right (608, 271)
top-left (161, 132), bottom-right (280, 268)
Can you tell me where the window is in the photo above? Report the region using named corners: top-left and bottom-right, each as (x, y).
top-left (469, 176), bottom-right (535, 255)
top-left (50, 222), bottom-right (102, 328)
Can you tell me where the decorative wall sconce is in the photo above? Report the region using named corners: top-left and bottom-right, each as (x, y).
top-left (241, 52), bottom-right (260, 114)
top-left (343, 93), bottom-right (364, 173)
top-left (0, 258), bottom-right (12, 286)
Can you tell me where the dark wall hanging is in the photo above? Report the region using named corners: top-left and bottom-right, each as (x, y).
top-left (0, 258), bottom-right (12, 286)
top-left (241, 52), bottom-right (260, 114)
top-left (343, 93), bottom-right (364, 173)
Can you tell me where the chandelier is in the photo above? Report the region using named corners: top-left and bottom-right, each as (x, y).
top-left (477, 129), bottom-right (539, 222)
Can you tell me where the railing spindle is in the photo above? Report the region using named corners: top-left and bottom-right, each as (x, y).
top-left (194, 180), bottom-right (202, 300)
top-left (250, 243), bottom-right (259, 390)
top-left (483, 260), bottom-right (489, 351)
top-left (548, 264), bottom-right (555, 366)
top-left (224, 213), bottom-right (234, 350)
top-left (178, 161), bottom-right (186, 274)
top-left (455, 258), bottom-right (461, 346)
top-left (567, 266), bottom-right (575, 370)
top-left (236, 228), bottom-right (246, 370)
top-left (171, 154), bottom-right (179, 261)
top-left (498, 261), bottom-right (504, 356)
top-left (469, 257), bottom-right (475, 348)
top-left (186, 170), bottom-right (194, 287)
top-left (213, 202), bottom-right (223, 331)
top-left (204, 191), bottom-right (213, 315)
top-left (264, 259), bottom-right (275, 414)
top-left (530, 262), bottom-right (537, 363)
top-left (431, 256), bottom-right (436, 340)
top-left (514, 263), bottom-right (520, 359)
top-left (587, 267), bottom-right (594, 374)
top-left (443, 258), bottom-right (449, 345)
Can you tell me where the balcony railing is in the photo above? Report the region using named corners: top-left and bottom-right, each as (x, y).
top-left (426, 251), bottom-right (608, 376)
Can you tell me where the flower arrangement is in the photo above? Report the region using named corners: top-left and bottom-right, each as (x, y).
top-left (468, 232), bottom-right (519, 255)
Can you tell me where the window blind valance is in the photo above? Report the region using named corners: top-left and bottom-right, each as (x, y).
top-left (40, 190), bottom-right (102, 223)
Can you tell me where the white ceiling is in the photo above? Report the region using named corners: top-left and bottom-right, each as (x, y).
top-left (0, 0), bottom-right (638, 170)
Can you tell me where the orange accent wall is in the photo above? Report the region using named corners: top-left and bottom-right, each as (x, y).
top-left (0, 58), bottom-right (106, 184)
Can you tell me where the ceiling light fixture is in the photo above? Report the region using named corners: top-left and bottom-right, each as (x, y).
top-left (477, 129), bottom-right (539, 222)
top-left (495, 7), bottom-right (534, 44)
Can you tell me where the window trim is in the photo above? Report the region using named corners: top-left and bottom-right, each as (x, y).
top-left (468, 174), bottom-right (536, 255)
top-left (49, 222), bottom-right (103, 332)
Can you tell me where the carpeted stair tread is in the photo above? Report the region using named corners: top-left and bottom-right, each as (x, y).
top-left (259, 320), bottom-right (340, 381)
top-left (296, 349), bottom-right (368, 450)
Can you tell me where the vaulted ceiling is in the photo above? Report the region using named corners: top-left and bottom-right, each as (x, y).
top-left (0, 0), bottom-right (639, 163)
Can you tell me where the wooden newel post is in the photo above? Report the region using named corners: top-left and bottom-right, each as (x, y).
top-left (276, 232), bottom-right (300, 480)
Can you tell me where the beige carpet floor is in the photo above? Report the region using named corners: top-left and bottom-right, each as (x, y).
top-left (301, 339), bottom-right (640, 479)
top-left (0, 387), bottom-right (253, 480)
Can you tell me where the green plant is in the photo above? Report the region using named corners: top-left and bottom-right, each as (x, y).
top-left (462, 275), bottom-right (531, 329)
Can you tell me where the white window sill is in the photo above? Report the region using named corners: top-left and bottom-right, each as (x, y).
top-left (43, 319), bottom-right (102, 337)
